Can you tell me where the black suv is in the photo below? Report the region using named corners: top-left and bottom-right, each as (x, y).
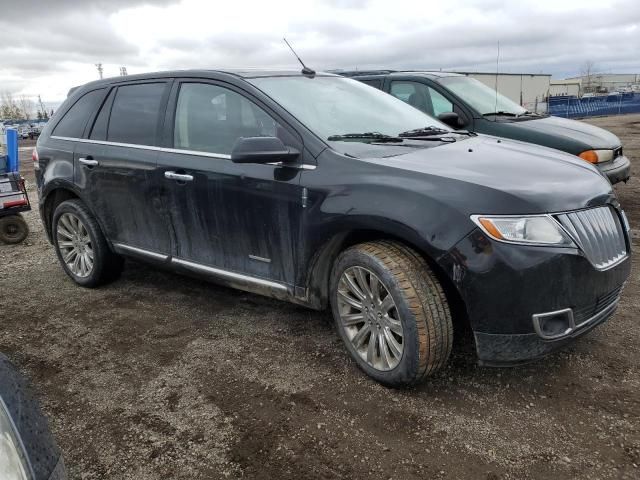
top-left (35, 70), bottom-right (631, 386)
top-left (339, 70), bottom-right (631, 184)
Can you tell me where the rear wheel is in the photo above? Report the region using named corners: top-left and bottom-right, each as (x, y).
top-left (0, 214), bottom-right (29, 244)
top-left (52, 199), bottom-right (123, 287)
top-left (330, 241), bottom-right (453, 387)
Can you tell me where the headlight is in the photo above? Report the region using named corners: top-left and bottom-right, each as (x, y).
top-left (0, 399), bottom-right (30, 480)
top-left (471, 215), bottom-right (575, 246)
top-left (578, 149), bottom-right (614, 164)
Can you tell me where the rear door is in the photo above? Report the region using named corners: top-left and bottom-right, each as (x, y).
top-left (45, 88), bottom-right (107, 197)
top-left (77, 81), bottom-right (173, 256)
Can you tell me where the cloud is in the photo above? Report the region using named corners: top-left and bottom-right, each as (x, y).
top-left (1, 0), bottom-right (639, 102)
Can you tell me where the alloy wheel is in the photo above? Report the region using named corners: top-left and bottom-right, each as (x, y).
top-left (56, 213), bottom-right (94, 278)
top-left (336, 266), bottom-right (404, 371)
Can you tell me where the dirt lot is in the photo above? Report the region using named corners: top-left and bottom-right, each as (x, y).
top-left (1, 116), bottom-right (639, 480)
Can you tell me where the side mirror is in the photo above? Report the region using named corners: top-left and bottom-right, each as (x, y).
top-left (231, 137), bottom-right (300, 165)
top-left (0, 354), bottom-right (67, 479)
top-left (437, 112), bottom-right (465, 129)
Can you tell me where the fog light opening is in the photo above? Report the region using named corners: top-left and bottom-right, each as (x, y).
top-left (533, 308), bottom-right (574, 340)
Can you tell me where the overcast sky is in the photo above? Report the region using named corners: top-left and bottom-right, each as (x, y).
top-left (1, 0), bottom-right (639, 104)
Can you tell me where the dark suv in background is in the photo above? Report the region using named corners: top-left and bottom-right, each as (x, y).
top-left (339, 70), bottom-right (631, 184)
top-left (34, 70), bottom-right (631, 386)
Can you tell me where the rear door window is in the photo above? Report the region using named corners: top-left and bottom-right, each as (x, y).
top-left (360, 79), bottom-right (383, 90)
top-left (173, 83), bottom-right (279, 155)
top-left (52, 89), bottom-right (106, 138)
top-left (107, 83), bottom-right (167, 145)
top-left (89, 89), bottom-right (115, 141)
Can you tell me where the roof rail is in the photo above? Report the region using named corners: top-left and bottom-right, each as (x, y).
top-left (331, 69), bottom-right (397, 77)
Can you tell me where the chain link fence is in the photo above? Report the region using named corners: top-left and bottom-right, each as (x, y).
top-left (549, 93), bottom-right (640, 119)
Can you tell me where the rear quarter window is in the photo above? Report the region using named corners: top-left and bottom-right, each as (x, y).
top-left (107, 83), bottom-right (167, 145)
top-left (52, 89), bottom-right (106, 138)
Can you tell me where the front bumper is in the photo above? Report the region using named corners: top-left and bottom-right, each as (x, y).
top-left (439, 220), bottom-right (631, 365)
top-left (474, 291), bottom-right (621, 366)
top-left (597, 155), bottom-right (631, 184)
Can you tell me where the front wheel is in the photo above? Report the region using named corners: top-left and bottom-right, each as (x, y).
top-left (330, 241), bottom-right (453, 387)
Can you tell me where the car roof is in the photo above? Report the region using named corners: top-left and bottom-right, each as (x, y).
top-left (69, 69), bottom-right (339, 96)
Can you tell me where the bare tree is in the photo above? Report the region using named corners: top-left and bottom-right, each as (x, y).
top-left (0, 91), bottom-right (23, 120)
top-left (18, 95), bottom-right (34, 120)
top-left (581, 60), bottom-right (597, 94)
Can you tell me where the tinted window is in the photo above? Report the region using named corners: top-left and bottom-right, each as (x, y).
top-left (52, 89), bottom-right (105, 138)
top-left (428, 87), bottom-right (454, 116)
top-left (108, 83), bottom-right (166, 145)
top-left (360, 79), bottom-right (382, 89)
top-left (390, 81), bottom-right (454, 117)
top-left (89, 88), bottom-right (115, 140)
top-left (174, 83), bottom-right (278, 155)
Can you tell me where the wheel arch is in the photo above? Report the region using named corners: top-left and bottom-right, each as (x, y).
top-left (304, 227), bottom-right (471, 343)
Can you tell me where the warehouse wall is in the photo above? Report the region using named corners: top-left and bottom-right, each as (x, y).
top-left (550, 82), bottom-right (580, 96)
top-left (456, 72), bottom-right (551, 112)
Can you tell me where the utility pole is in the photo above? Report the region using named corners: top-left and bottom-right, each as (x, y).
top-left (95, 63), bottom-right (103, 79)
top-left (119, 67), bottom-right (128, 76)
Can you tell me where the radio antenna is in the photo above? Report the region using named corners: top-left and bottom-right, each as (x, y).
top-left (283, 38), bottom-right (316, 76)
top-left (494, 41), bottom-right (500, 115)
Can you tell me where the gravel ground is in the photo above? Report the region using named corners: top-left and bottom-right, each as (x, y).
top-left (1, 115), bottom-right (639, 479)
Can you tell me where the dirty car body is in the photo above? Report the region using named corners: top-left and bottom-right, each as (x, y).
top-left (34, 70), bottom-right (631, 374)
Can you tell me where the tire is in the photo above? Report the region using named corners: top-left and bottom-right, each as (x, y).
top-left (0, 354), bottom-right (67, 480)
top-left (330, 241), bottom-right (453, 387)
top-left (0, 214), bottom-right (29, 244)
top-left (52, 199), bottom-right (123, 287)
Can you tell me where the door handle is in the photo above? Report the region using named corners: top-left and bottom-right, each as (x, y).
top-left (79, 157), bottom-right (99, 167)
top-left (164, 171), bottom-right (194, 182)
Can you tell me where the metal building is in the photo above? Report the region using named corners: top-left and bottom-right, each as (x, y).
top-left (453, 72), bottom-right (551, 112)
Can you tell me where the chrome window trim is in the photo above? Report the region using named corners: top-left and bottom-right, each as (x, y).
top-left (50, 135), bottom-right (316, 169)
top-left (51, 135), bottom-right (231, 159)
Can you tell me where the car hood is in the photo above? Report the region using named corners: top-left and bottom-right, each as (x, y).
top-left (502, 115), bottom-right (621, 151)
top-left (363, 135), bottom-right (614, 215)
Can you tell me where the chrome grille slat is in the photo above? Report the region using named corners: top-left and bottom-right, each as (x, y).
top-left (556, 206), bottom-right (628, 270)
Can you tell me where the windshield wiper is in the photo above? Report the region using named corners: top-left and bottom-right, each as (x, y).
top-left (400, 126), bottom-right (476, 138)
top-left (327, 132), bottom-right (404, 142)
top-left (398, 126), bottom-right (450, 137)
top-left (482, 111), bottom-right (519, 117)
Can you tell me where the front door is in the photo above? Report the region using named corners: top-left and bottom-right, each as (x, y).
top-left (158, 81), bottom-right (305, 286)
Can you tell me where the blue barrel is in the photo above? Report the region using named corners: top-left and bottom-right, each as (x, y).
top-left (6, 128), bottom-right (18, 173)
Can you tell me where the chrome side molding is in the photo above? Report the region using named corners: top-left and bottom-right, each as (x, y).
top-left (113, 243), bottom-right (169, 261)
top-left (113, 242), bottom-right (289, 293)
top-left (171, 257), bottom-right (287, 292)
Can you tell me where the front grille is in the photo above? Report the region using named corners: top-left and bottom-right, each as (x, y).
top-left (572, 286), bottom-right (623, 327)
top-left (556, 206), bottom-right (628, 270)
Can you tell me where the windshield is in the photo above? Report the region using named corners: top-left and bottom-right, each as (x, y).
top-left (248, 76), bottom-right (450, 141)
top-left (438, 76), bottom-right (526, 116)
